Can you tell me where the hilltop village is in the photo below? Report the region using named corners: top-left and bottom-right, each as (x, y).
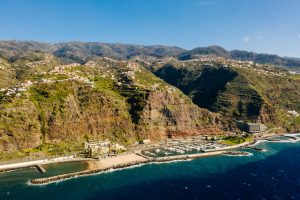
top-left (0, 57), bottom-right (169, 100)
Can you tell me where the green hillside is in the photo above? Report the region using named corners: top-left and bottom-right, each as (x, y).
top-left (151, 57), bottom-right (300, 132)
top-left (0, 54), bottom-right (231, 159)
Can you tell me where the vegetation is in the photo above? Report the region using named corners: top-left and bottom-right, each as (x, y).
top-left (120, 89), bottom-right (149, 123)
top-left (290, 74), bottom-right (300, 81)
top-left (153, 60), bottom-right (300, 131)
top-left (93, 76), bottom-right (123, 99)
top-left (294, 116), bottom-right (300, 125)
top-left (135, 69), bottom-right (167, 89)
top-left (154, 63), bottom-right (264, 119)
top-left (219, 135), bottom-right (253, 146)
top-left (29, 82), bottom-right (70, 103)
top-left (0, 41), bottom-right (300, 159)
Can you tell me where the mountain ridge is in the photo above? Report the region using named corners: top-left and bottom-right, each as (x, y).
top-left (0, 40), bottom-right (300, 159)
top-left (0, 41), bottom-right (299, 71)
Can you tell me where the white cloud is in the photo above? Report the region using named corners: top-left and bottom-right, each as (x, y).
top-left (243, 36), bottom-right (251, 43)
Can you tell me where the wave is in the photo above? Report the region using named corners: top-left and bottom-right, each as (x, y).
top-left (251, 136), bottom-right (300, 146)
top-left (151, 159), bottom-right (193, 165)
top-left (223, 152), bottom-right (253, 157)
top-left (284, 133), bottom-right (300, 136)
top-left (264, 138), bottom-right (300, 144)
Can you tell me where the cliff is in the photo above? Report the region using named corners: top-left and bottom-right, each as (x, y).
top-left (0, 54), bottom-right (232, 154)
top-left (151, 58), bottom-right (300, 132)
top-left (1, 42), bottom-right (299, 157)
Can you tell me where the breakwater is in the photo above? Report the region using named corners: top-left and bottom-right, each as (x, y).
top-left (284, 135), bottom-right (298, 140)
top-left (30, 141), bottom-right (255, 185)
top-left (2, 137), bottom-right (300, 200)
top-left (245, 146), bottom-right (264, 152)
top-left (30, 151), bottom-right (226, 185)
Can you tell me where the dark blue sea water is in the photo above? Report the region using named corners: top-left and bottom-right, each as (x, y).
top-left (1, 138), bottom-right (300, 200)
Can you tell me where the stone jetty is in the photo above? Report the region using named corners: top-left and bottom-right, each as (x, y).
top-left (29, 141), bottom-right (253, 185)
top-left (30, 151), bottom-right (227, 185)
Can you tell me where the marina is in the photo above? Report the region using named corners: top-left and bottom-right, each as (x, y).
top-left (141, 139), bottom-right (227, 158)
top-left (28, 140), bottom-right (250, 185)
top-left (0, 133), bottom-right (299, 186)
top-left (1, 135), bottom-right (300, 200)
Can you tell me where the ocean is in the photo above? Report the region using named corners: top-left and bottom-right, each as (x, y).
top-left (1, 137), bottom-right (300, 200)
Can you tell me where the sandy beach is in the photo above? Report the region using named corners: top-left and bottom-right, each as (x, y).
top-left (86, 143), bottom-right (250, 171)
top-left (86, 154), bottom-right (147, 170)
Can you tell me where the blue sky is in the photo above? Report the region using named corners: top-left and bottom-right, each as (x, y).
top-left (0, 0), bottom-right (299, 57)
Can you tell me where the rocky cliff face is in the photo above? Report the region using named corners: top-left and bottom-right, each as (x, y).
top-left (0, 55), bottom-right (233, 153)
top-left (138, 90), bottom-right (230, 141)
top-left (0, 98), bottom-right (41, 152)
top-left (1, 41), bottom-right (300, 154)
top-left (150, 58), bottom-right (300, 132)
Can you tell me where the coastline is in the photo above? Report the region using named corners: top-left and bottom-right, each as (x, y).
top-left (29, 141), bottom-right (251, 185)
top-left (1, 132), bottom-right (298, 185)
top-left (29, 151), bottom-right (227, 185)
top-left (0, 156), bottom-right (92, 173)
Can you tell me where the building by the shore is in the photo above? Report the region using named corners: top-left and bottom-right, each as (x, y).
top-left (237, 121), bottom-right (268, 133)
top-left (84, 140), bottom-right (126, 158)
